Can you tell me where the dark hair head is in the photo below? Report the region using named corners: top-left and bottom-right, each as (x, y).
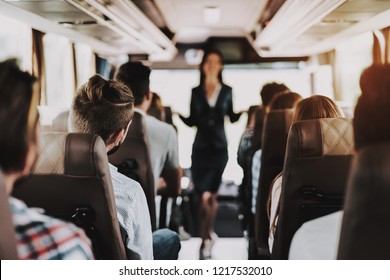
top-left (260, 82), bottom-right (290, 106)
top-left (269, 92), bottom-right (302, 110)
top-left (199, 49), bottom-right (224, 86)
top-left (115, 61), bottom-right (151, 106)
top-left (0, 59), bottom-right (38, 174)
top-left (70, 74), bottom-right (134, 143)
top-left (294, 95), bottom-right (343, 122)
top-left (354, 64), bottom-right (390, 151)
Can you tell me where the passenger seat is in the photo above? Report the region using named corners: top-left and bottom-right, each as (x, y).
top-left (338, 143), bottom-right (390, 259)
top-left (108, 111), bottom-right (156, 230)
top-left (272, 118), bottom-right (353, 259)
top-left (13, 132), bottom-right (127, 259)
top-left (0, 170), bottom-right (18, 260)
top-left (254, 109), bottom-right (294, 257)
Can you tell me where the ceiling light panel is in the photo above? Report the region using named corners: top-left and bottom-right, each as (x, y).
top-left (155, 0), bottom-right (266, 33)
top-left (203, 6), bottom-right (221, 25)
top-left (67, 0), bottom-right (177, 60)
top-left (255, 0), bottom-right (347, 51)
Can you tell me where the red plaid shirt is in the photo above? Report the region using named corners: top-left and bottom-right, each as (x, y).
top-left (9, 197), bottom-right (94, 260)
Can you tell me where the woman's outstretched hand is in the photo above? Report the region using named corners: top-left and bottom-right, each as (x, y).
top-left (172, 111), bottom-right (181, 117)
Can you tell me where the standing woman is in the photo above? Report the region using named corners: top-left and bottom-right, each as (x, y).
top-left (179, 49), bottom-right (242, 259)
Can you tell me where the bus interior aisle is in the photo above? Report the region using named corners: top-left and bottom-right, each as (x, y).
top-left (179, 180), bottom-right (248, 260)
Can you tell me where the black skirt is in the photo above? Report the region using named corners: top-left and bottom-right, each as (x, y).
top-left (191, 148), bottom-right (228, 194)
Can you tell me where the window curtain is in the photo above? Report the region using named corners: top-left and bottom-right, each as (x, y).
top-left (71, 43), bottom-right (78, 93)
top-left (382, 27), bottom-right (390, 64)
top-left (32, 29), bottom-right (46, 105)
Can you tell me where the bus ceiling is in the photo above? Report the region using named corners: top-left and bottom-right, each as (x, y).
top-left (0, 0), bottom-right (389, 65)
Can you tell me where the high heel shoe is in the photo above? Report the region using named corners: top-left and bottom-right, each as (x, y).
top-left (200, 239), bottom-right (212, 260)
top-left (210, 232), bottom-right (218, 248)
top-left (199, 233), bottom-right (218, 260)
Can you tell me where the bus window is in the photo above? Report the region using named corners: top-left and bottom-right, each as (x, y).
top-left (0, 14), bottom-right (31, 71)
top-left (41, 33), bottom-right (75, 127)
top-left (74, 43), bottom-right (95, 88)
top-left (333, 32), bottom-right (373, 105)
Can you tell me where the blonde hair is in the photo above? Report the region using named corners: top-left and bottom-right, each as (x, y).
top-left (293, 95), bottom-right (342, 122)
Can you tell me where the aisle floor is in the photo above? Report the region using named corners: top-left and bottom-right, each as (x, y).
top-left (179, 237), bottom-right (248, 260)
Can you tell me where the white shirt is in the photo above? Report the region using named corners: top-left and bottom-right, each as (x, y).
top-left (268, 175), bottom-right (282, 252)
top-left (288, 211), bottom-right (343, 260)
top-left (207, 83), bottom-right (222, 107)
top-left (251, 149), bottom-right (262, 214)
top-left (109, 164), bottom-right (153, 259)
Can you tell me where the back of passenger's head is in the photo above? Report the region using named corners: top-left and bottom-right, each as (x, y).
top-left (260, 82), bottom-right (290, 106)
top-left (269, 92), bottom-right (302, 110)
top-left (70, 74), bottom-right (134, 143)
top-left (354, 64), bottom-right (390, 151)
top-left (0, 59), bottom-right (39, 174)
top-left (115, 61), bottom-right (151, 106)
top-left (294, 95), bottom-right (343, 122)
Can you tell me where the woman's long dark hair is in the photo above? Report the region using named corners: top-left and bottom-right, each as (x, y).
top-left (199, 49), bottom-right (224, 87)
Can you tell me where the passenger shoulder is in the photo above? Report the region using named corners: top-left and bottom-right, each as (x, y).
top-left (10, 197), bottom-right (81, 232)
top-left (145, 115), bottom-right (175, 133)
top-left (10, 197), bottom-right (93, 259)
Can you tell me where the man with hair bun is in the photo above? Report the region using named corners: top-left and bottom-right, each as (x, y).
top-left (70, 74), bottom-right (180, 260)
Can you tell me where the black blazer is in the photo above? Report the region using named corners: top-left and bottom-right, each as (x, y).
top-left (180, 84), bottom-right (241, 150)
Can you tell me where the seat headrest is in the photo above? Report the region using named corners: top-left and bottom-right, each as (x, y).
top-left (33, 132), bottom-right (108, 177)
top-left (287, 118), bottom-right (353, 158)
top-left (254, 106), bottom-right (266, 122)
top-left (147, 107), bottom-right (163, 121)
top-left (264, 109), bottom-right (294, 134)
top-left (128, 111), bottom-right (145, 138)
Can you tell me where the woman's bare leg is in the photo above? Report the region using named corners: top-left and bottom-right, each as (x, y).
top-left (200, 191), bottom-right (213, 241)
top-left (208, 193), bottom-right (218, 236)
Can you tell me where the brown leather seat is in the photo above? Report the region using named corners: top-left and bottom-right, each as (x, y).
top-left (255, 109), bottom-right (294, 256)
top-left (108, 111), bottom-right (156, 230)
top-left (164, 106), bottom-right (174, 126)
top-left (246, 105), bottom-right (259, 127)
top-left (0, 170), bottom-right (18, 260)
top-left (338, 143), bottom-right (390, 259)
top-left (245, 106), bottom-right (266, 251)
top-left (13, 132), bottom-right (127, 259)
top-left (272, 118), bottom-right (353, 259)
top-left (252, 106), bottom-right (266, 152)
top-left (52, 111), bottom-right (69, 132)
top-left (147, 107), bottom-right (163, 121)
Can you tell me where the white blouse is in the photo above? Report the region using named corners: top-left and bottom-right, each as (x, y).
top-left (207, 83), bottom-right (222, 107)
top-left (268, 175), bottom-right (283, 252)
